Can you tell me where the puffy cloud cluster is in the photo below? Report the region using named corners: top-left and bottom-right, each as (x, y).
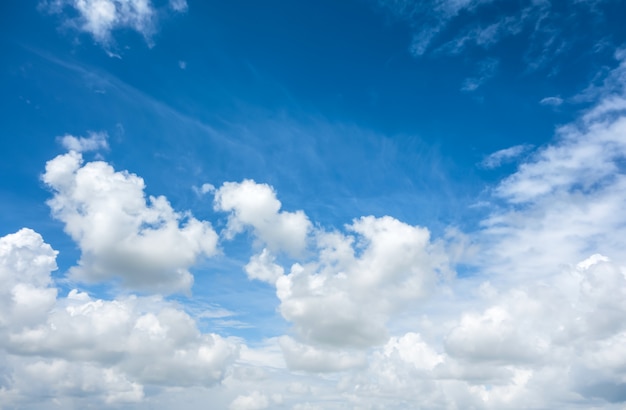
top-left (276, 216), bottom-right (450, 350)
top-left (42, 150), bottom-right (218, 293)
top-left (0, 228), bottom-right (238, 407)
top-left (215, 180), bottom-right (451, 366)
top-left (41, 0), bottom-right (187, 47)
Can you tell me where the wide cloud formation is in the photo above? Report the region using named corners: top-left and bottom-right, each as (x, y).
top-left (4, 45), bottom-right (626, 410)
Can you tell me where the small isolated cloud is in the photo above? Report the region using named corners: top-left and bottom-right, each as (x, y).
top-left (41, 0), bottom-right (188, 49)
top-left (540, 96), bottom-right (564, 106)
top-left (41, 151), bottom-right (218, 293)
top-left (169, 0), bottom-right (188, 12)
top-left (59, 131), bottom-right (109, 152)
top-left (178, 60), bottom-right (187, 70)
top-left (244, 248), bottom-right (285, 284)
top-left (481, 144), bottom-right (532, 169)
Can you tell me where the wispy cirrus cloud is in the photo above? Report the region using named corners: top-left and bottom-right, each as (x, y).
top-left (480, 143), bottom-right (532, 169)
top-left (376, 0), bottom-right (613, 75)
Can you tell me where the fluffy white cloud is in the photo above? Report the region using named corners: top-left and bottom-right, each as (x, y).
top-left (0, 228), bottom-right (238, 408)
top-left (244, 248), bottom-right (284, 284)
top-left (42, 0), bottom-right (187, 47)
top-left (214, 179), bottom-right (311, 257)
top-left (42, 151), bottom-right (218, 293)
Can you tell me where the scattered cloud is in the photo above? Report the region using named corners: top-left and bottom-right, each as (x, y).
top-left (41, 0), bottom-right (188, 49)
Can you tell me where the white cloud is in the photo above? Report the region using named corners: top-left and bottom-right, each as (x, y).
top-left (244, 248), bottom-right (285, 284)
top-left (0, 228), bottom-right (238, 408)
top-left (169, 0), bottom-right (187, 13)
top-left (276, 216), bottom-right (451, 349)
top-left (480, 144), bottom-right (532, 169)
top-left (42, 151), bottom-right (218, 293)
top-left (214, 179), bottom-right (311, 257)
top-left (42, 0), bottom-right (187, 48)
top-left (540, 96), bottom-right (564, 106)
top-left (229, 391), bottom-right (270, 410)
top-left (279, 336), bottom-right (366, 372)
top-left (59, 131), bottom-right (109, 152)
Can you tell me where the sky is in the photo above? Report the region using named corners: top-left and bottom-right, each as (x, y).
top-left (2, 0), bottom-right (626, 408)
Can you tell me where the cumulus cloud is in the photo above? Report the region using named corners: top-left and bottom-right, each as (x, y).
top-left (42, 151), bottom-right (218, 293)
top-left (41, 0), bottom-right (187, 48)
top-left (0, 228), bottom-right (238, 407)
top-left (214, 180), bottom-right (311, 257)
top-left (275, 216), bottom-right (451, 349)
top-left (244, 248), bottom-right (285, 284)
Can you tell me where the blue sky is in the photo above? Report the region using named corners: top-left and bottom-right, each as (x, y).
top-left (2, 0), bottom-right (626, 408)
